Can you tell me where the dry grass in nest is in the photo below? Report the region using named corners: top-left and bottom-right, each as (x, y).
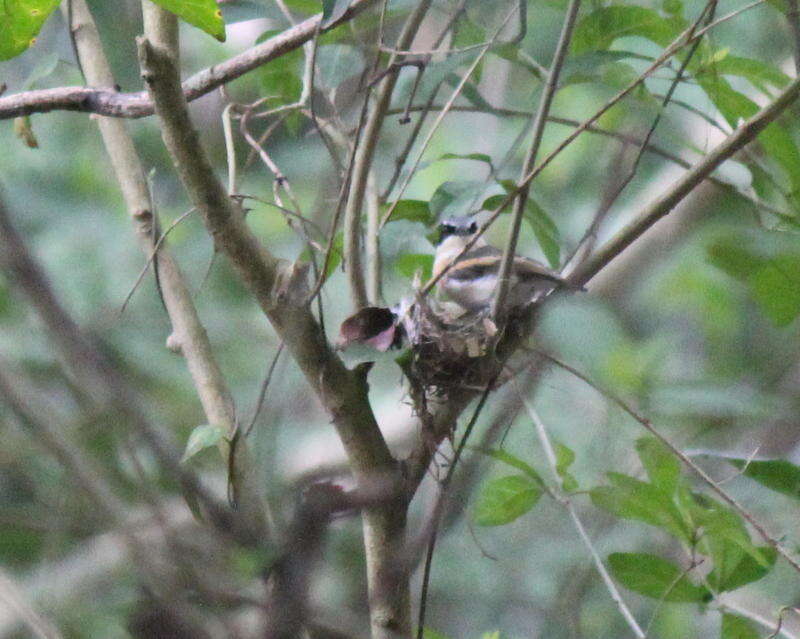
top-left (397, 295), bottom-right (503, 396)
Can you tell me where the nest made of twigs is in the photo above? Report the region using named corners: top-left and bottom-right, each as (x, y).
top-left (396, 295), bottom-right (503, 396)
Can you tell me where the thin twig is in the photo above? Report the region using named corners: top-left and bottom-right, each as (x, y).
top-left (520, 394), bottom-right (646, 638)
top-left (719, 601), bottom-right (800, 639)
top-left (244, 342), bottom-right (285, 438)
top-left (567, 0), bottom-right (717, 270)
top-left (419, 56), bottom-right (800, 300)
top-left (222, 103), bottom-right (238, 195)
top-left (0, 0), bottom-right (380, 120)
top-left (416, 381), bottom-right (496, 639)
top-left (4, 0), bottom-right (769, 123)
top-left (492, 0), bottom-right (581, 319)
top-left (539, 352), bottom-right (800, 576)
top-left (0, 569), bottom-right (62, 639)
top-left (365, 170), bottom-right (382, 304)
top-left (568, 74), bottom-right (800, 287)
top-left (379, 3), bottom-right (520, 228)
top-left (380, 0), bottom-right (469, 202)
top-left (118, 207), bottom-right (196, 315)
top-left (417, 8), bottom-right (721, 298)
top-left (343, 0), bottom-right (433, 310)
top-left (386, 105), bottom-right (793, 223)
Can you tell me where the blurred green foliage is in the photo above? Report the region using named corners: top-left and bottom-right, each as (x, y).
top-left (2, 0), bottom-right (800, 637)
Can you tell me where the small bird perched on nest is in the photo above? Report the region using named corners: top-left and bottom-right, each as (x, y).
top-left (433, 216), bottom-right (570, 312)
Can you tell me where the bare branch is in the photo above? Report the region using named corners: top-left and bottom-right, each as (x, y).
top-left (63, 0), bottom-right (271, 538)
top-left (344, 0), bottom-right (433, 310)
top-left (566, 0), bottom-right (717, 269)
top-left (540, 352), bottom-right (800, 576)
top-left (137, 34), bottom-right (417, 636)
top-left (520, 394), bottom-right (646, 639)
top-left (568, 74), bottom-right (800, 287)
top-left (379, 4), bottom-right (521, 227)
top-left (786, 0), bottom-right (800, 75)
top-left (366, 170), bottom-right (383, 304)
top-left (0, 569), bottom-right (62, 639)
top-left (492, 0), bottom-right (581, 319)
top-left (0, 0), bottom-right (379, 121)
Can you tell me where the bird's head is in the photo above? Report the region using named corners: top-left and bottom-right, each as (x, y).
top-left (437, 217), bottom-right (479, 246)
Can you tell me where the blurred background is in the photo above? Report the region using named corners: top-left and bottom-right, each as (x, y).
top-left (1, 0), bottom-right (800, 636)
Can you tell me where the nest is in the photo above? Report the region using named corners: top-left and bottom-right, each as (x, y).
top-left (395, 295), bottom-right (505, 396)
top-left (337, 293), bottom-right (534, 398)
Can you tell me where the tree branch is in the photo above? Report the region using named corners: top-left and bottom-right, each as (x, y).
top-left (0, 364), bottom-right (216, 639)
top-left (492, 0), bottom-right (581, 319)
top-left (343, 0), bottom-right (432, 310)
top-left (540, 353), bottom-right (800, 576)
top-left (136, 35), bottom-right (414, 637)
top-left (520, 395), bottom-right (646, 638)
top-left (786, 0), bottom-right (800, 75)
top-left (64, 0), bottom-right (270, 538)
top-left (0, 0), bottom-right (378, 121)
top-left (568, 74), bottom-right (800, 287)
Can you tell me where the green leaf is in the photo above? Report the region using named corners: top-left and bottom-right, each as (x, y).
top-left (181, 424), bottom-right (225, 463)
top-left (699, 77), bottom-right (800, 194)
top-left (482, 194), bottom-right (510, 211)
top-left (690, 494), bottom-right (772, 577)
top-left (474, 475), bottom-right (542, 526)
top-left (590, 473), bottom-right (690, 541)
top-left (707, 239), bottom-right (800, 326)
top-left (254, 33), bottom-right (303, 101)
top-left (560, 51), bottom-right (641, 85)
top-left (476, 448), bottom-right (545, 485)
top-left (635, 437), bottom-right (680, 493)
top-left (710, 546), bottom-right (777, 592)
top-left (284, 0), bottom-right (320, 12)
top-left (430, 180), bottom-right (492, 219)
top-left (706, 240), bottom-right (766, 281)
top-left (422, 630), bottom-right (451, 639)
top-left (453, 16), bottom-right (484, 48)
top-left (150, 0), bottom-right (226, 41)
top-left (730, 458), bottom-right (800, 499)
top-left (554, 441), bottom-right (578, 492)
top-left (749, 255), bottom-right (800, 326)
top-left (608, 553), bottom-right (711, 602)
top-left (219, 0), bottom-right (273, 23)
top-left (382, 200), bottom-right (433, 225)
top-left (483, 188), bottom-right (561, 268)
top-left (703, 55), bottom-right (790, 91)
top-left (572, 6), bottom-right (684, 54)
top-left (720, 614), bottom-right (760, 639)
top-left (395, 253), bottom-right (433, 281)
top-left (0, 0), bottom-right (61, 61)
top-left (437, 152), bottom-right (494, 169)
top-left (525, 198), bottom-right (561, 269)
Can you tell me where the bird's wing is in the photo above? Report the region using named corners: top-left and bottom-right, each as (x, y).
top-left (513, 256), bottom-right (565, 283)
top-left (447, 247), bottom-right (503, 281)
top-left (459, 245), bottom-right (502, 261)
top-left (448, 245), bottom-right (565, 283)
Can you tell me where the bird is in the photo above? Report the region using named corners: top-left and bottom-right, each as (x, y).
top-left (432, 216), bottom-right (569, 312)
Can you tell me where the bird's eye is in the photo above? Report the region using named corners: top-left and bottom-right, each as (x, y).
top-left (468, 222), bottom-right (478, 233)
